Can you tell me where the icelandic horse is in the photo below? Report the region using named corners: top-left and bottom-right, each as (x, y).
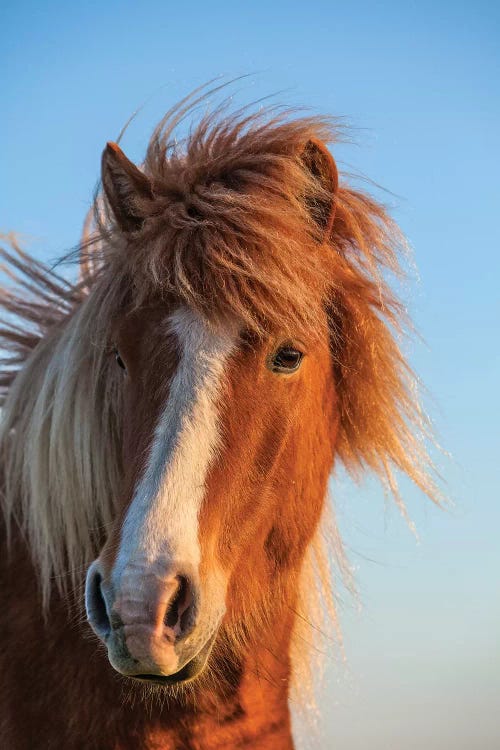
top-left (0, 93), bottom-right (437, 749)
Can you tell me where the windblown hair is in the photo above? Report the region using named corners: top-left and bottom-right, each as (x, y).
top-left (0, 94), bottom-right (438, 612)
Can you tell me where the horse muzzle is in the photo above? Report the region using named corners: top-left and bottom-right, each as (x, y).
top-left (85, 559), bottom-right (219, 683)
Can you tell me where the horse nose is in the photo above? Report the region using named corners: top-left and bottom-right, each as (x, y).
top-left (162, 574), bottom-right (196, 636)
top-left (85, 560), bottom-right (198, 645)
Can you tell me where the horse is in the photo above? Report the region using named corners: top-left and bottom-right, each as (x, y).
top-left (0, 91), bottom-right (437, 749)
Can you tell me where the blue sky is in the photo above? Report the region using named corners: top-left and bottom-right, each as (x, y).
top-left (2, 2), bottom-right (499, 748)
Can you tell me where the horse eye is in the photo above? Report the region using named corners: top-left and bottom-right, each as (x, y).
top-left (269, 346), bottom-right (303, 374)
top-left (114, 349), bottom-right (126, 371)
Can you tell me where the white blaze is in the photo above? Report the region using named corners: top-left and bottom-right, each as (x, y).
top-left (112, 307), bottom-right (236, 591)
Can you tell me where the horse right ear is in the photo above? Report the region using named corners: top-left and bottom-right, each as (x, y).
top-left (101, 142), bottom-right (154, 232)
top-left (300, 138), bottom-right (339, 242)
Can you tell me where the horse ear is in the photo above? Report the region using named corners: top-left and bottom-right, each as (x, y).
top-left (101, 142), bottom-right (154, 232)
top-left (300, 138), bottom-right (339, 241)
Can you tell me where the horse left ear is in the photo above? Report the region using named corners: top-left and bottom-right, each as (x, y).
top-left (300, 138), bottom-right (339, 241)
top-left (101, 142), bottom-right (155, 233)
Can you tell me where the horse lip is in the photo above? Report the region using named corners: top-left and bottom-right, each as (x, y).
top-left (128, 630), bottom-right (217, 686)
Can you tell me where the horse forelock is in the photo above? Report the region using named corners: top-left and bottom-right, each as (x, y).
top-left (85, 113), bottom-right (338, 338)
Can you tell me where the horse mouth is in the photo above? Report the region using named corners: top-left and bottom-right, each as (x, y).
top-left (129, 632), bottom-right (216, 686)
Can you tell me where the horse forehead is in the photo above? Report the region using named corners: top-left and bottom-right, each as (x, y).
top-left (169, 307), bottom-right (239, 359)
top-left (125, 305), bottom-right (239, 360)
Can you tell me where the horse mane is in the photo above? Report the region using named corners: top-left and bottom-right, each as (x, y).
top-left (0, 96), bottom-right (439, 625)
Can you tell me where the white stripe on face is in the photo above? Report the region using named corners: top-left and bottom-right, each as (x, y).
top-left (111, 307), bottom-right (237, 593)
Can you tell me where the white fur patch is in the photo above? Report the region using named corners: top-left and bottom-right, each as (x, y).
top-left (111, 308), bottom-right (236, 594)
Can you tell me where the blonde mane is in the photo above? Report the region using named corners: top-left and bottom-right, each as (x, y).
top-left (0, 237), bottom-right (124, 605)
top-left (0, 96), bottom-right (438, 634)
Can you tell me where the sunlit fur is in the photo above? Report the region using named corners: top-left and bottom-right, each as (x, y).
top-left (0, 92), bottom-right (439, 744)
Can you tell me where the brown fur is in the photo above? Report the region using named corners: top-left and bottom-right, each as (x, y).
top-left (0, 91), bottom-right (438, 749)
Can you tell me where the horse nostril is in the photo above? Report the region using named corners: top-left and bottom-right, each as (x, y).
top-left (85, 562), bottom-right (111, 641)
top-left (164, 575), bottom-right (195, 638)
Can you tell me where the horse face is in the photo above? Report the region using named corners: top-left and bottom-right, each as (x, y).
top-left (85, 300), bottom-right (337, 685)
top-left (85, 133), bottom-right (340, 685)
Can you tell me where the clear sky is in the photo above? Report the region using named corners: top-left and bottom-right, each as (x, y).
top-left (2, 2), bottom-right (499, 748)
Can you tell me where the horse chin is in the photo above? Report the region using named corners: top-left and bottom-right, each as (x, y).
top-left (128, 631), bottom-right (217, 687)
